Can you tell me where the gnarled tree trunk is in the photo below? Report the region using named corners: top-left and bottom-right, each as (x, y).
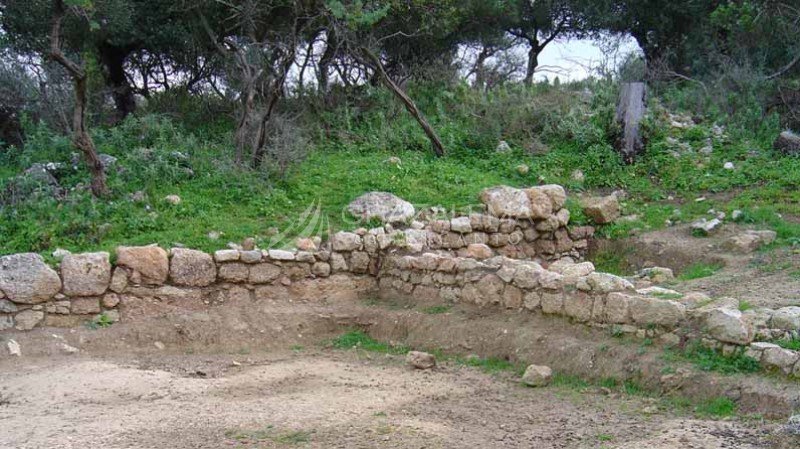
top-left (50, 0), bottom-right (108, 197)
top-left (360, 47), bottom-right (445, 157)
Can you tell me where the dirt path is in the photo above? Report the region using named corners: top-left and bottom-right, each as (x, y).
top-left (0, 351), bottom-right (782, 449)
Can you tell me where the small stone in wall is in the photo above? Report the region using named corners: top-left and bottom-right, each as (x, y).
top-left (214, 249), bottom-right (240, 262)
top-left (239, 250), bottom-right (262, 264)
top-left (771, 307), bottom-right (800, 331)
top-left (331, 232), bottom-right (362, 252)
top-left (450, 217), bottom-right (472, 233)
top-left (102, 293), bottom-right (120, 309)
top-left (0, 315), bottom-right (13, 331)
top-left (521, 364), bottom-right (552, 387)
top-left (7, 339), bottom-right (21, 356)
top-left (296, 238), bottom-right (318, 251)
top-left (14, 309), bottom-right (44, 330)
top-left (241, 237), bottom-right (256, 251)
top-left (406, 351), bottom-right (436, 369)
top-left (71, 298), bottom-right (101, 315)
top-left (0, 299), bottom-right (18, 313)
top-left (581, 195), bottom-right (620, 224)
top-left (268, 250), bottom-right (295, 261)
top-left (466, 244), bottom-right (493, 260)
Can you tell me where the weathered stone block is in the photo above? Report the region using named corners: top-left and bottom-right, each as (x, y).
top-left (14, 309), bottom-right (44, 330)
top-left (61, 252), bottom-right (111, 297)
top-left (218, 263), bottom-right (249, 283)
top-left (0, 253), bottom-right (61, 304)
top-left (564, 292), bottom-right (593, 322)
top-left (170, 248), bottom-right (216, 287)
top-left (116, 245), bottom-right (169, 285)
top-left (630, 297), bottom-right (686, 327)
top-left (249, 263), bottom-right (281, 284)
top-left (71, 297), bottom-right (101, 315)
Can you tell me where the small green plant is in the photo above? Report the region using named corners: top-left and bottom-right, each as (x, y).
top-left (329, 330), bottom-right (409, 355)
top-left (664, 343), bottom-right (761, 374)
top-left (457, 355), bottom-right (524, 375)
top-left (737, 300), bottom-right (753, 312)
top-left (678, 262), bottom-right (724, 281)
top-left (650, 292), bottom-right (684, 300)
top-left (597, 433), bottom-right (614, 442)
top-left (422, 305), bottom-right (451, 314)
top-left (86, 313), bottom-right (114, 329)
top-left (694, 397), bottom-right (737, 418)
top-left (774, 338), bottom-right (800, 351)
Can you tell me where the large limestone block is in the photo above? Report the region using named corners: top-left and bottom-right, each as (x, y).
top-left (0, 253), bottom-right (61, 304)
top-left (116, 245), bottom-right (169, 285)
top-left (170, 248), bottom-right (216, 287)
top-left (582, 195), bottom-right (620, 224)
top-left (480, 186), bottom-right (532, 219)
top-left (629, 297), bottom-right (686, 327)
top-left (61, 252), bottom-right (111, 297)
top-left (348, 192), bottom-right (415, 224)
top-left (704, 308), bottom-right (753, 345)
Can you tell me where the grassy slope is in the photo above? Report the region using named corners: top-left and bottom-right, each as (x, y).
top-left (2, 83), bottom-right (800, 256)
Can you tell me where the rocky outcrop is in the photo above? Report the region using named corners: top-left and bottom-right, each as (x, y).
top-left (774, 130), bottom-right (800, 156)
top-left (347, 192), bottom-right (415, 224)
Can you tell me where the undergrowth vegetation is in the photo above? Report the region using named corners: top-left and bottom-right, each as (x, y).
top-left (1, 80), bottom-right (800, 255)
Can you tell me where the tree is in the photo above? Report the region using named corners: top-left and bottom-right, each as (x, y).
top-left (592, 0), bottom-right (719, 71)
top-left (504, 0), bottom-right (593, 85)
top-left (2, 0), bottom-right (196, 120)
top-left (48, 0), bottom-right (108, 197)
top-left (324, 0), bottom-right (453, 157)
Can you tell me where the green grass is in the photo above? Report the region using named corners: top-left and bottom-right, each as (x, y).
top-left (422, 305), bottom-right (452, 314)
top-left (693, 397), bottom-right (737, 418)
top-left (663, 343), bottom-right (761, 375)
top-left (678, 262), bottom-right (725, 281)
top-left (591, 248), bottom-right (632, 276)
top-left (224, 426), bottom-right (312, 445)
top-left (456, 355), bottom-right (525, 375)
top-left (3, 81), bottom-right (800, 258)
top-left (774, 338), bottom-right (800, 351)
top-left (329, 330), bottom-right (409, 355)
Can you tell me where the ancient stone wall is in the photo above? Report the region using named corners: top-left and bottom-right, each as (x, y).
top-left (1, 184), bottom-right (798, 378)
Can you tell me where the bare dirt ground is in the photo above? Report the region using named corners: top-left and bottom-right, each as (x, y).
top-left (0, 349), bottom-right (786, 449)
top-left (593, 222), bottom-right (800, 309)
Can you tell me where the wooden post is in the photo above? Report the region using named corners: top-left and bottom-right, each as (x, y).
top-left (615, 82), bottom-right (647, 163)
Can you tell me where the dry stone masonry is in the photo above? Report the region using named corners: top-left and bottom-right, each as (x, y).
top-left (1, 184), bottom-right (799, 378)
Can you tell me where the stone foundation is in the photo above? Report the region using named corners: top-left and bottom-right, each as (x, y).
top-left (1, 184), bottom-right (798, 378)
